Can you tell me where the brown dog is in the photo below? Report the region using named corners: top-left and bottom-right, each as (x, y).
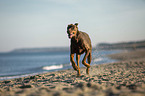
top-left (67, 23), bottom-right (92, 76)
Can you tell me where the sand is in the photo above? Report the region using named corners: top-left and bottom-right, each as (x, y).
top-left (0, 49), bottom-right (145, 96)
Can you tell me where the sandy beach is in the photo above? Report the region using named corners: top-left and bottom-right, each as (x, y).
top-left (0, 49), bottom-right (145, 96)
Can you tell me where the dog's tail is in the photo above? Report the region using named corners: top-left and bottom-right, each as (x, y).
top-left (87, 52), bottom-right (92, 64)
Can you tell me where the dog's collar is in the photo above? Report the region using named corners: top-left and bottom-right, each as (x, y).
top-left (74, 31), bottom-right (80, 42)
top-left (76, 30), bottom-right (80, 38)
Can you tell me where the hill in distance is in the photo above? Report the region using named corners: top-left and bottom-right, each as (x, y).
top-left (11, 47), bottom-right (70, 53)
top-left (97, 40), bottom-right (145, 50)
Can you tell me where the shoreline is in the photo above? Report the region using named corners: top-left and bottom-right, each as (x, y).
top-left (107, 49), bottom-right (145, 61)
top-left (0, 49), bottom-right (121, 81)
top-left (0, 49), bottom-right (145, 96)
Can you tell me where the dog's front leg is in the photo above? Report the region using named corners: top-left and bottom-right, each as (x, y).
top-left (70, 54), bottom-right (78, 71)
top-left (76, 54), bottom-right (81, 76)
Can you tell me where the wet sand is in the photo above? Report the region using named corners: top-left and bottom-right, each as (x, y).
top-left (0, 49), bottom-right (145, 96)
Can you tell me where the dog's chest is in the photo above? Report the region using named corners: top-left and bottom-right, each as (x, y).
top-left (71, 38), bottom-right (85, 54)
top-left (72, 39), bottom-right (83, 48)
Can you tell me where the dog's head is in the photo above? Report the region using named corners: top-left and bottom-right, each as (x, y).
top-left (67, 23), bottom-right (78, 39)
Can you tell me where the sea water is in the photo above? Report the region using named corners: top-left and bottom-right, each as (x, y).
top-left (0, 49), bottom-right (121, 80)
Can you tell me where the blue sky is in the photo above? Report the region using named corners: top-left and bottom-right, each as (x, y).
top-left (0, 0), bottom-right (145, 52)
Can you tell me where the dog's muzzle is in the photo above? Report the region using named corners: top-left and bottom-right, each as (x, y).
top-left (68, 34), bottom-right (73, 39)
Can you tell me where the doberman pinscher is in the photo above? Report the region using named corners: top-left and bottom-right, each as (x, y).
top-left (67, 23), bottom-right (92, 76)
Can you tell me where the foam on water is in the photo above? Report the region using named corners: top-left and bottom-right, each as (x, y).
top-left (93, 58), bottom-right (103, 62)
top-left (42, 64), bottom-right (63, 70)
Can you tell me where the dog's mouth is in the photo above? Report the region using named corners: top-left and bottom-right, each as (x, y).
top-left (68, 34), bottom-right (74, 39)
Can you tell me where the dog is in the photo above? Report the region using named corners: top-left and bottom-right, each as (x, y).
top-left (67, 23), bottom-right (92, 76)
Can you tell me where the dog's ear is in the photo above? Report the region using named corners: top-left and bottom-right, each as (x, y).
top-left (67, 24), bottom-right (73, 30)
top-left (74, 23), bottom-right (78, 27)
top-left (74, 23), bottom-right (78, 31)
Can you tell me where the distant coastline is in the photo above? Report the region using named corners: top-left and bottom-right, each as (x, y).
top-left (9, 47), bottom-right (96, 53)
top-left (96, 40), bottom-right (145, 50)
top-left (10, 47), bottom-right (70, 53)
top-left (8, 40), bottom-right (145, 53)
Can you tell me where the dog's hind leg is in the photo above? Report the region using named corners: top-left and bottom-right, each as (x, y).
top-left (87, 52), bottom-right (92, 64)
top-left (82, 50), bottom-right (91, 75)
top-left (76, 54), bottom-right (81, 76)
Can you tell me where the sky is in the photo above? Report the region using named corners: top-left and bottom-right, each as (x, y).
top-left (0, 0), bottom-right (145, 52)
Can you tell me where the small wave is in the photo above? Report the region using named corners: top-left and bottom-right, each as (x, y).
top-left (0, 73), bottom-right (39, 81)
top-left (93, 58), bottom-right (103, 62)
top-left (42, 65), bottom-right (63, 70)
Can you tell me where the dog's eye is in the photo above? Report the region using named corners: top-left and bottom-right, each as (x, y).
top-left (73, 32), bottom-right (75, 34)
